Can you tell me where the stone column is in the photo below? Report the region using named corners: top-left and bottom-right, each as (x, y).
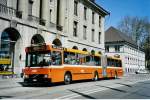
top-left (41, 0), bottom-right (49, 26)
top-left (18, 0), bottom-right (28, 19)
top-left (59, 0), bottom-right (65, 27)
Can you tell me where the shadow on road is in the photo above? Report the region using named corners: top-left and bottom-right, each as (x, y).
top-left (0, 96), bottom-right (13, 99)
top-left (68, 89), bottom-right (96, 99)
top-left (116, 83), bottom-right (132, 87)
top-left (18, 78), bottom-right (120, 87)
top-left (96, 85), bottom-right (127, 93)
top-left (139, 81), bottom-right (150, 85)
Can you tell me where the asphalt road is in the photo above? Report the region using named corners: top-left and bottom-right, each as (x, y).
top-left (0, 74), bottom-right (150, 99)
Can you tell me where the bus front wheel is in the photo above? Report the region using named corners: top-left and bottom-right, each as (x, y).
top-left (64, 72), bottom-right (72, 85)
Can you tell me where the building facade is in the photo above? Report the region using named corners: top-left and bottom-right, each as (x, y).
top-left (0, 0), bottom-right (109, 76)
top-left (105, 27), bottom-right (145, 73)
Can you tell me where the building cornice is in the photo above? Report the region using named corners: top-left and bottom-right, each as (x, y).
top-left (81, 0), bottom-right (110, 16)
top-left (0, 15), bottom-right (67, 38)
top-left (68, 40), bottom-right (105, 51)
top-left (88, 0), bottom-right (110, 16)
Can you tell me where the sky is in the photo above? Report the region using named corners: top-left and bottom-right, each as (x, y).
top-left (96, 0), bottom-right (150, 30)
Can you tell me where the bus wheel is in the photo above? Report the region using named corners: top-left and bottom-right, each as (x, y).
top-left (24, 79), bottom-right (29, 83)
top-left (114, 72), bottom-right (118, 79)
top-left (93, 72), bottom-right (99, 81)
top-left (64, 72), bottom-right (72, 85)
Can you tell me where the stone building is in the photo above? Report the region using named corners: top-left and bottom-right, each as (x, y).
top-left (0, 0), bottom-right (109, 76)
top-left (105, 27), bottom-right (145, 73)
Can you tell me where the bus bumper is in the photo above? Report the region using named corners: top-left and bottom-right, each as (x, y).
top-left (24, 78), bottom-right (51, 83)
top-left (24, 74), bottom-right (51, 83)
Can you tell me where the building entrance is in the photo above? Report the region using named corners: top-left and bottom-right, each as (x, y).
top-left (0, 28), bottom-right (20, 75)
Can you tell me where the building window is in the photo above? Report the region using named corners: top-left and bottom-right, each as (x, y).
top-left (98, 32), bottom-right (101, 44)
top-left (92, 12), bottom-right (95, 24)
top-left (115, 45), bottom-right (120, 52)
top-left (92, 29), bottom-right (95, 42)
top-left (83, 26), bottom-right (87, 40)
top-left (74, 1), bottom-right (78, 16)
top-left (99, 16), bottom-right (101, 27)
top-left (50, 9), bottom-right (52, 22)
top-left (84, 7), bottom-right (87, 20)
top-left (28, 0), bottom-right (33, 15)
top-left (73, 21), bottom-right (78, 37)
top-left (16, 0), bottom-right (19, 11)
top-left (0, 0), bottom-right (7, 5)
top-left (106, 46), bottom-right (109, 52)
top-left (39, 0), bottom-right (42, 19)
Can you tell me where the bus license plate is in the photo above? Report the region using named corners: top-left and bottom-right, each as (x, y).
top-left (33, 79), bottom-right (37, 82)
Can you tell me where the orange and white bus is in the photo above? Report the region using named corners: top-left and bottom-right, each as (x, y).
top-left (23, 44), bottom-right (123, 84)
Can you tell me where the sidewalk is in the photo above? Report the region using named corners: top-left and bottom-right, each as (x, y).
top-left (0, 73), bottom-right (21, 79)
top-left (0, 77), bottom-right (23, 89)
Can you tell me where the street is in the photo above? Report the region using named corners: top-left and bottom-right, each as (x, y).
top-left (0, 74), bottom-right (150, 99)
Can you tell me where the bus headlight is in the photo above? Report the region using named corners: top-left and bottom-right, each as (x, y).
top-left (44, 75), bottom-right (48, 78)
top-left (24, 75), bottom-right (29, 78)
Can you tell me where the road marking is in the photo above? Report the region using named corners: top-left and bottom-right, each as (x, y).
top-left (56, 82), bottom-right (140, 99)
top-left (56, 84), bottom-right (125, 99)
top-left (67, 88), bottom-right (107, 99)
top-left (56, 87), bottom-right (106, 99)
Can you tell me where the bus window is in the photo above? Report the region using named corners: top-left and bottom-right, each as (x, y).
top-left (115, 60), bottom-right (118, 67)
top-left (75, 54), bottom-right (80, 65)
top-left (107, 58), bottom-right (111, 66)
top-left (111, 59), bottom-right (115, 67)
top-left (85, 56), bottom-right (93, 65)
top-left (113, 60), bottom-right (117, 67)
top-left (86, 56), bottom-right (91, 63)
top-left (26, 53), bottom-right (51, 67)
top-left (79, 54), bottom-right (86, 65)
top-left (64, 52), bottom-right (70, 64)
top-left (118, 60), bottom-right (122, 67)
top-left (70, 52), bottom-right (76, 65)
top-left (64, 52), bottom-right (84, 65)
top-left (94, 56), bottom-right (101, 66)
top-left (51, 51), bottom-right (62, 65)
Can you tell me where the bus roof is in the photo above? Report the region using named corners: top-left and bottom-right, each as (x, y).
top-left (94, 52), bottom-right (102, 57)
top-left (64, 48), bottom-right (89, 55)
top-left (107, 56), bottom-right (121, 60)
top-left (25, 44), bottom-right (52, 53)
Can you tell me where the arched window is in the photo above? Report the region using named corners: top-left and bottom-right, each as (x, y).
top-left (31, 34), bottom-right (45, 44)
top-left (72, 46), bottom-right (78, 50)
top-left (91, 50), bottom-right (95, 55)
top-left (52, 39), bottom-right (62, 47)
top-left (0, 28), bottom-right (20, 73)
top-left (83, 48), bottom-right (87, 51)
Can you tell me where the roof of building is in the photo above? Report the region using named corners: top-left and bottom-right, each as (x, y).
top-left (105, 26), bottom-right (137, 46)
top-left (87, 0), bottom-right (110, 16)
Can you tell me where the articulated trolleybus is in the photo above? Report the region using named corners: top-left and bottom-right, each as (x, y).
top-left (23, 44), bottom-right (123, 84)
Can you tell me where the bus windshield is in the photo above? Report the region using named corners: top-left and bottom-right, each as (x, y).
top-left (26, 51), bottom-right (62, 67)
top-left (26, 53), bottom-right (51, 67)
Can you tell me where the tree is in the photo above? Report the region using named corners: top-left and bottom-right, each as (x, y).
top-left (118, 16), bottom-right (149, 44)
top-left (144, 36), bottom-right (150, 70)
top-left (117, 16), bottom-right (150, 70)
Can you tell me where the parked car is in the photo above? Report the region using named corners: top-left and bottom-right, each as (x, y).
top-left (135, 69), bottom-right (149, 74)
